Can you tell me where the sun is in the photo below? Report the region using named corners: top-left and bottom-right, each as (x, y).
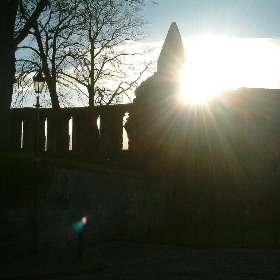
top-left (180, 67), bottom-right (222, 103)
top-left (180, 70), bottom-right (217, 104)
top-left (179, 35), bottom-right (240, 103)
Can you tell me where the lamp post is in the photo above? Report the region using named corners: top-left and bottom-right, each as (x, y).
top-left (33, 71), bottom-right (46, 156)
top-left (32, 71), bottom-right (45, 254)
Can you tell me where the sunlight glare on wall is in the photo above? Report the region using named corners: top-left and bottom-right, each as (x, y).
top-left (122, 112), bottom-right (129, 150)
top-left (69, 117), bottom-right (73, 151)
top-left (44, 118), bottom-right (48, 151)
top-left (20, 120), bottom-right (24, 149)
top-left (97, 115), bottom-right (100, 139)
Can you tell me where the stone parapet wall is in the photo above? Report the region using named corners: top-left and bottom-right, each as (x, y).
top-left (0, 158), bottom-right (171, 254)
top-left (39, 165), bottom-right (170, 250)
top-left (10, 105), bottom-right (131, 162)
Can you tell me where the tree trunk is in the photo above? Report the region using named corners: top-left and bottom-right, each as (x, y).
top-left (0, 0), bottom-right (48, 152)
top-left (0, 47), bottom-right (14, 152)
top-left (0, 1), bottom-right (15, 152)
top-left (89, 38), bottom-right (95, 107)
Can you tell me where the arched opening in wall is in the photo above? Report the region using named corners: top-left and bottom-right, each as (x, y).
top-left (69, 117), bottom-right (73, 151)
top-left (97, 115), bottom-right (100, 139)
top-left (44, 118), bottom-right (48, 151)
top-left (122, 112), bottom-right (129, 150)
top-left (20, 120), bottom-right (24, 150)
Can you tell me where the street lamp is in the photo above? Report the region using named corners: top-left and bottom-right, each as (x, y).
top-left (33, 70), bottom-right (45, 92)
top-left (33, 71), bottom-right (45, 107)
top-left (32, 71), bottom-right (45, 255)
top-left (33, 71), bottom-right (45, 155)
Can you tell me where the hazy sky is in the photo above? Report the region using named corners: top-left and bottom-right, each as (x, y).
top-left (13, 0), bottom-right (280, 107)
top-left (141, 0), bottom-right (280, 98)
top-left (143, 0), bottom-right (280, 41)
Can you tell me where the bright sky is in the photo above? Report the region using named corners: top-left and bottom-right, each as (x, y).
top-left (14, 1), bottom-right (280, 149)
top-left (13, 0), bottom-right (280, 107)
top-left (142, 0), bottom-right (280, 102)
top-left (143, 0), bottom-right (280, 40)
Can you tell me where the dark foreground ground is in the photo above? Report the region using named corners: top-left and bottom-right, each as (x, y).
top-left (2, 241), bottom-right (280, 279)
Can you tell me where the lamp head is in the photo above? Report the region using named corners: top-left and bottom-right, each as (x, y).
top-left (33, 71), bottom-right (46, 93)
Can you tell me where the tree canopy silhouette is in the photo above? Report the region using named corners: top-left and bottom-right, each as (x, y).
top-left (14, 0), bottom-right (154, 108)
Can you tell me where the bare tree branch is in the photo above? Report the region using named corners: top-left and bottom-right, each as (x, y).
top-left (14, 0), bottom-right (156, 108)
top-left (14, 0), bottom-right (49, 47)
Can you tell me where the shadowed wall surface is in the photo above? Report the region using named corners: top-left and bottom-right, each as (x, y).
top-left (0, 156), bottom-right (171, 255)
top-left (6, 22), bottom-right (280, 255)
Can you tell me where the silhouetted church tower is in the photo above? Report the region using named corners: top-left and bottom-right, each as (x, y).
top-left (125, 22), bottom-right (186, 176)
top-left (157, 22), bottom-right (186, 81)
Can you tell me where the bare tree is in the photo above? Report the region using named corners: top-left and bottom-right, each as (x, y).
top-left (0, 0), bottom-right (48, 151)
top-left (14, 0), bottom-right (155, 108)
top-left (64, 0), bottom-right (154, 106)
top-left (15, 0), bottom-right (80, 109)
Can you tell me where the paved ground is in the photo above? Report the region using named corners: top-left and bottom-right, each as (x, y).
top-left (60, 242), bottom-right (280, 280)
top-left (2, 241), bottom-right (280, 279)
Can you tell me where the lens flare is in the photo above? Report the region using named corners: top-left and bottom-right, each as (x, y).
top-left (82, 216), bottom-right (88, 224)
top-left (73, 216), bottom-right (88, 232)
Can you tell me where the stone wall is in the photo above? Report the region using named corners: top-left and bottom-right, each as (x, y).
top-left (10, 105), bottom-right (131, 162)
top-left (0, 158), bottom-right (171, 255)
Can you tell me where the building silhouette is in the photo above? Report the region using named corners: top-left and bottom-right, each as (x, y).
top-left (10, 22), bottom-right (280, 183)
top-left (8, 22), bottom-right (280, 232)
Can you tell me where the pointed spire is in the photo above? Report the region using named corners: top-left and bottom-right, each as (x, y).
top-left (157, 22), bottom-right (186, 81)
